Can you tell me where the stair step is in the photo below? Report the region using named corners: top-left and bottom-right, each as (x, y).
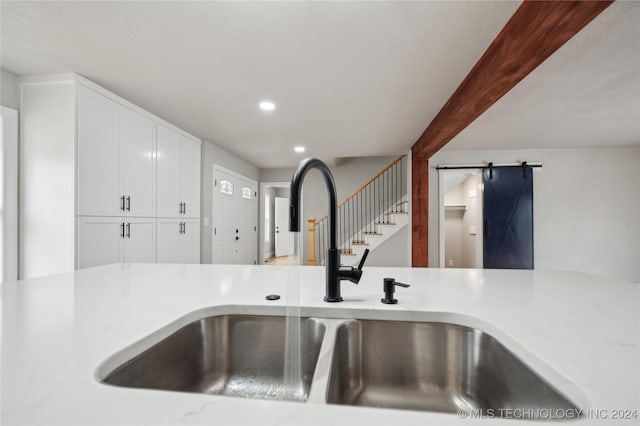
top-left (376, 222), bottom-right (397, 226)
top-left (352, 242), bottom-right (369, 246)
top-left (341, 252), bottom-right (356, 256)
top-left (363, 232), bottom-right (382, 236)
top-left (389, 211), bottom-right (408, 215)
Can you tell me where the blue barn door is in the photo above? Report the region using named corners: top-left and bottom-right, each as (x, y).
top-left (483, 166), bottom-right (533, 269)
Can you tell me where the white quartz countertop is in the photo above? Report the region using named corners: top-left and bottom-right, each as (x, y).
top-left (1, 264), bottom-right (638, 425)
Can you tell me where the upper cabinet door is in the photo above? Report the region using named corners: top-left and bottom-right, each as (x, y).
top-left (156, 126), bottom-right (182, 217)
top-left (119, 107), bottom-right (156, 217)
top-left (77, 87), bottom-right (120, 216)
top-left (181, 137), bottom-right (201, 218)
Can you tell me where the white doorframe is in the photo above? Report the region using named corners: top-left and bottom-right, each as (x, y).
top-left (258, 181), bottom-right (290, 263)
top-left (437, 168), bottom-right (483, 268)
top-left (1, 106), bottom-right (19, 282)
top-left (212, 164), bottom-right (258, 264)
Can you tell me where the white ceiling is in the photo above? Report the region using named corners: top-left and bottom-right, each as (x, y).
top-left (2, 2), bottom-right (637, 168)
top-left (1, 0), bottom-right (520, 168)
top-left (445, 1), bottom-right (640, 152)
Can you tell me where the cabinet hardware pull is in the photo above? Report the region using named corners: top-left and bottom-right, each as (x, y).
top-left (183, 203), bottom-right (186, 215)
top-left (121, 196), bottom-right (125, 211)
top-left (126, 223), bottom-right (131, 238)
top-left (126, 196), bottom-right (131, 211)
top-left (182, 223), bottom-right (186, 234)
top-left (121, 222), bottom-right (125, 238)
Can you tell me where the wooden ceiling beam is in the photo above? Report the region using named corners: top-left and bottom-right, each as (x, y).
top-left (411, 0), bottom-right (614, 160)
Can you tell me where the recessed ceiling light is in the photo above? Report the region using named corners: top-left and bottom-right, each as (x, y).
top-left (294, 146), bottom-right (305, 153)
top-left (259, 101), bottom-right (276, 111)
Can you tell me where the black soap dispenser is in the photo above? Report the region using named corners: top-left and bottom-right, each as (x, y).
top-left (381, 278), bottom-right (411, 304)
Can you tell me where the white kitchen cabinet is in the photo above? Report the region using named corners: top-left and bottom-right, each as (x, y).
top-left (21, 74), bottom-right (202, 277)
top-left (123, 218), bottom-right (156, 263)
top-left (119, 108), bottom-right (156, 217)
top-left (157, 219), bottom-right (200, 264)
top-left (77, 86), bottom-right (121, 217)
top-left (156, 126), bottom-right (182, 217)
top-left (78, 217), bottom-right (122, 269)
top-left (181, 221), bottom-right (201, 263)
top-left (78, 217), bottom-right (156, 268)
top-left (181, 137), bottom-right (201, 218)
top-left (157, 125), bottom-right (201, 218)
top-left (78, 87), bottom-right (156, 217)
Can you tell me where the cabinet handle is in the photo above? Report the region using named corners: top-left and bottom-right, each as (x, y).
top-left (235, 236), bottom-right (240, 241)
top-left (126, 223), bottom-right (131, 238)
top-left (182, 222), bottom-right (186, 234)
top-left (121, 196), bottom-right (125, 211)
top-left (178, 203), bottom-right (183, 215)
top-left (126, 196), bottom-right (131, 212)
top-left (183, 203), bottom-right (186, 215)
top-left (121, 222), bottom-right (125, 238)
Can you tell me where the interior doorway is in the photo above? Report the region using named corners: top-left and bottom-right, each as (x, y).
top-left (212, 165), bottom-right (258, 265)
top-left (259, 182), bottom-right (295, 265)
top-left (439, 170), bottom-right (484, 269)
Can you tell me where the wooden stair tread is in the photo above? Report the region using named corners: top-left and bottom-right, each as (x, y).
top-left (352, 242), bottom-right (369, 246)
top-left (389, 211), bottom-right (408, 215)
top-left (376, 222), bottom-right (397, 226)
top-left (363, 232), bottom-right (382, 236)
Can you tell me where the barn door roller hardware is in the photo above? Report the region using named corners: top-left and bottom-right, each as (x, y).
top-left (436, 162), bottom-right (542, 180)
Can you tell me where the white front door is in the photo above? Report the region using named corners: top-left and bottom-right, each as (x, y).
top-left (274, 197), bottom-right (291, 257)
top-left (213, 169), bottom-right (238, 264)
top-left (238, 179), bottom-right (257, 264)
top-left (212, 167), bottom-right (257, 264)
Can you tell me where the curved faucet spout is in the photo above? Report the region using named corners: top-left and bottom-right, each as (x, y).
top-left (289, 158), bottom-right (337, 248)
top-left (289, 158), bottom-right (369, 303)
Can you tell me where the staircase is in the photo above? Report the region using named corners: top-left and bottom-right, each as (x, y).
top-left (308, 155), bottom-right (408, 266)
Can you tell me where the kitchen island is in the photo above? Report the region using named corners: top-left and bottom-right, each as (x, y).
top-left (1, 264), bottom-right (638, 425)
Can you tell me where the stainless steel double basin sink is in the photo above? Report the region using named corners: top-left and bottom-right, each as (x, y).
top-left (98, 308), bottom-right (583, 419)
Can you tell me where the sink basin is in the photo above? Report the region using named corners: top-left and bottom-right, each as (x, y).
top-left (103, 315), bottom-right (325, 402)
top-left (326, 319), bottom-right (580, 419)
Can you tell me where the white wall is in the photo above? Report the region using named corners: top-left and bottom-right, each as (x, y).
top-left (1, 106), bottom-right (19, 282)
top-left (430, 147), bottom-right (640, 283)
top-left (20, 82), bottom-right (76, 279)
top-left (1, 69), bottom-right (20, 110)
top-left (201, 140), bottom-right (259, 264)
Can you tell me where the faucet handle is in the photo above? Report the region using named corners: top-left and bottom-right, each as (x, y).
top-left (357, 249), bottom-right (370, 271)
top-left (337, 249), bottom-right (370, 285)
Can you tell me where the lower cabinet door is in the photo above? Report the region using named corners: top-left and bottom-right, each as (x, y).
top-left (78, 216), bottom-right (123, 269)
top-left (157, 219), bottom-right (181, 263)
top-left (180, 220), bottom-right (201, 264)
top-left (123, 218), bottom-right (156, 263)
